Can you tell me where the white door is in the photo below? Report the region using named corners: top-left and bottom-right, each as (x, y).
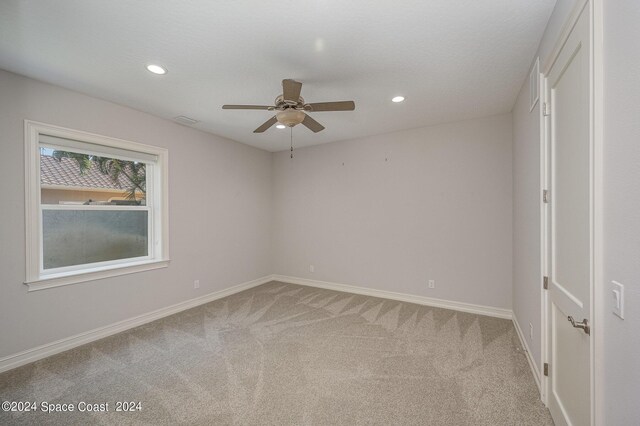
top-left (545, 3), bottom-right (592, 426)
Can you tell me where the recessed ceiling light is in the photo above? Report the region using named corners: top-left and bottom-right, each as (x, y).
top-left (276, 124), bottom-right (286, 129)
top-left (392, 96), bottom-right (405, 103)
top-left (146, 64), bottom-right (166, 75)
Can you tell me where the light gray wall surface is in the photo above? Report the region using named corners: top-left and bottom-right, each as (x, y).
top-left (272, 114), bottom-right (513, 309)
top-left (0, 69), bottom-right (273, 359)
top-left (603, 1), bottom-right (640, 423)
top-left (511, 0), bottom-right (578, 375)
top-left (511, 78), bottom-right (543, 366)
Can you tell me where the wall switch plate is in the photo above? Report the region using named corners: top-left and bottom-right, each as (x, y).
top-left (194, 280), bottom-right (200, 289)
top-left (428, 280), bottom-right (435, 289)
top-left (309, 265), bottom-right (314, 273)
top-left (612, 281), bottom-right (624, 319)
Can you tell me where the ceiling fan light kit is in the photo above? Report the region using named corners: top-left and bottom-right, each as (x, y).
top-left (222, 79), bottom-right (355, 134)
top-left (276, 109), bottom-right (306, 127)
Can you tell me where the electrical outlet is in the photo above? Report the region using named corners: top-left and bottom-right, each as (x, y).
top-left (194, 280), bottom-right (200, 289)
top-left (428, 280), bottom-right (435, 289)
top-left (529, 323), bottom-right (533, 340)
top-left (309, 265), bottom-right (315, 273)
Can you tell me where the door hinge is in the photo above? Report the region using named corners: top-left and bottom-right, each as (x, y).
top-left (543, 189), bottom-right (550, 203)
top-left (543, 276), bottom-right (549, 290)
top-left (543, 102), bottom-right (551, 116)
top-left (544, 363), bottom-right (549, 376)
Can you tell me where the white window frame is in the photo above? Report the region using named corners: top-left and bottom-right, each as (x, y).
top-left (24, 120), bottom-right (169, 291)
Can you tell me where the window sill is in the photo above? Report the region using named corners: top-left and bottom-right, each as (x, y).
top-left (24, 259), bottom-right (170, 291)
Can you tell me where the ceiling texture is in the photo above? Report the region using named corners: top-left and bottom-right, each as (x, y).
top-left (0, 0), bottom-right (556, 152)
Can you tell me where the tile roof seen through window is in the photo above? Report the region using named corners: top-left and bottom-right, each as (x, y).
top-left (40, 155), bottom-right (130, 190)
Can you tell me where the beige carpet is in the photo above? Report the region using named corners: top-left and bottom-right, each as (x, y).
top-left (0, 281), bottom-right (552, 425)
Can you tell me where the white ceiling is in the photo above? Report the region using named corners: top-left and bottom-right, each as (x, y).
top-left (0, 0), bottom-right (555, 152)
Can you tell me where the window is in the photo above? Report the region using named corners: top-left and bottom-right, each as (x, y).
top-left (25, 121), bottom-right (169, 290)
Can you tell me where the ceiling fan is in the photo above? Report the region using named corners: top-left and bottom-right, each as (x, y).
top-left (222, 79), bottom-right (355, 133)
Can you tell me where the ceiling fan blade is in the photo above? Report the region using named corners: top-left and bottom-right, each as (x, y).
top-left (253, 116), bottom-right (278, 133)
top-left (306, 101), bottom-right (355, 112)
top-left (222, 105), bottom-right (272, 110)
top-left (301, 114), bottom-right (325, 133)
top-left (282, 79), bottom-right (302, 103)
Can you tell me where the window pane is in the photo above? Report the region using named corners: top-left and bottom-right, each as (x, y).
top-left (42, 210), bottom-right (148, 269)
top-left (40, 147), bottom-right (146, 206)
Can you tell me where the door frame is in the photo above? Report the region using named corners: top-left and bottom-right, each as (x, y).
top-left (539, 0), bottom-right (604, 424)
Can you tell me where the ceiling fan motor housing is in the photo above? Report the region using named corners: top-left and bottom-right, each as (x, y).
top-left (274, 94), bottom-right (305, 108)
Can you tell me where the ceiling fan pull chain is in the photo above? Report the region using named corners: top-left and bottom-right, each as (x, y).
top-left (290, 127), bottom-right (294, 159)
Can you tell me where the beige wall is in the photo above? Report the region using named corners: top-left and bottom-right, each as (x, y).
top-left (272, 114), bottom-right (513, 309)
top-left (0, 69), bottom-right (273, 359)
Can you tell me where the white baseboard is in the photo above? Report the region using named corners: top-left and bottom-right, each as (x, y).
top-left (0, 275), bottom-right (273, 374)
top-left (1, 274), bottom-right (514, 374)
top-left (512, 313), bottom-right (542, 394)
top-left (271, 275), bottom-right (513, 320)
